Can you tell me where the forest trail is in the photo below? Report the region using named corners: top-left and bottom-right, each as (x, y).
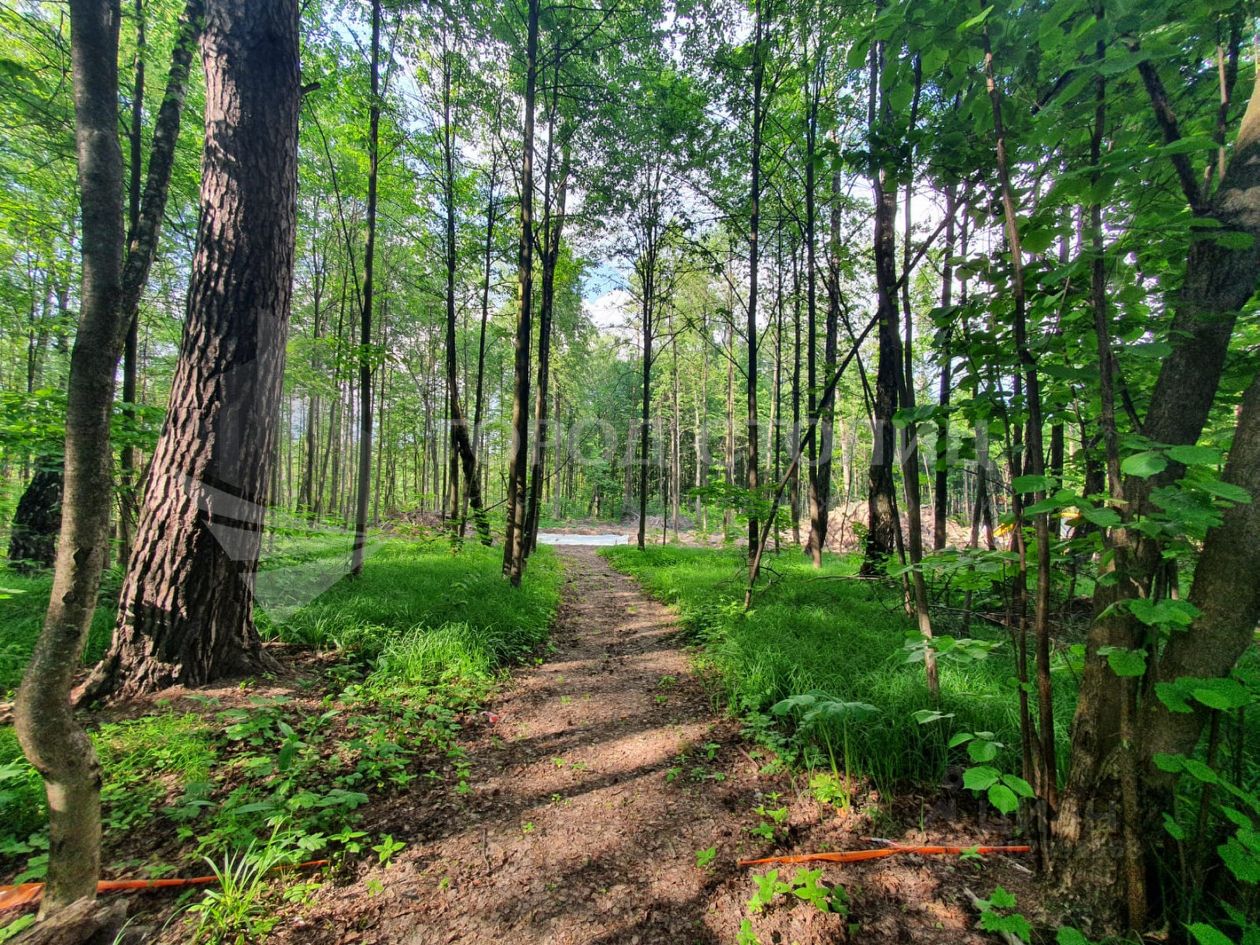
top-left (274, 546), bottom-right (992, 945)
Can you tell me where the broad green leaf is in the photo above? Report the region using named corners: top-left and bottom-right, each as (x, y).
top-left (987, 783), bottom-right (1019, 814)
top-left (963, 765), bottom-right (1000, 791)
top-left (1188, 923), bottom-right (1239, 945)
top-left (1121, 451), bottom-right (1167, 478)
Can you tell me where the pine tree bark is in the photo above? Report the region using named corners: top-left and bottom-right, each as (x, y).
top-left (15, 0), bottom-right (127, 914)
top-left (83, 0), bottom-right (299, 702)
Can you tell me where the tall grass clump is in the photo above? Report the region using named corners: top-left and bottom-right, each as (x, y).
top-left (604, 545), bottom-right (1074, 788)
top-left (273, 538), bottom-right (562, 682)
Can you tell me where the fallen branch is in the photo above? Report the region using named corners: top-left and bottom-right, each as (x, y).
top-left (0, 859), bottom-right (329, 913)
top-left (738, 843), bottom-right (1030, 868)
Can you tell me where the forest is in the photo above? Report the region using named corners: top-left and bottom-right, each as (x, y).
top-left (0, 0), bottom-right (1258, 941)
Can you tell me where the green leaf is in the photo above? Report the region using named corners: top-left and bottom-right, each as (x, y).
top-left (963, 766), bottom-right (1000, 791)
top-left (1189, 679), bottom-right (1251, 711)
top-left (1057, 928), bottom-right (1093, 945)
top-left (1099, 646), bottom-right (1147, 677)
top-left (1002, 774), bottom-right (1035, 798)
top-left (1197, 478), bottom-right (1253, 504)
top-left (1080, 505), bottom-right (1122, 528)
top-left (1167, 445), bottom-right (1221, 466)
top-left (1011, 474), bottom-right (1051, 494)
top-left (987, 783), bottom-right (1019, 814)
top-left (1217, 834), bottom-right (1260, 884)
top-left (957, 5), bottom-right (994, 32)
top-left (1121, 451), bottom-right (1168, 478)
top-left (1187, 923), bottom-right (1239, 945)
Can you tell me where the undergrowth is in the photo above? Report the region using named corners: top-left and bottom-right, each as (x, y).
top-left (603, 545), bottom-right (1074, 789)
top-left (0, 537), bottom-right (561, 897)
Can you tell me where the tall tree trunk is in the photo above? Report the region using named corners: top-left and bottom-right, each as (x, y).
top-left (933, 182), bottom-right (958, 551)
top-left (14, 0), bottom-right (127, 911)
top-left (503, 0), bottom-right (539, 585)
top-left (804, 59), bottom-right (824, 565)
top-left (745, 0), bottom-right (765, 569)
top-left (637, 253), bottom-right (654, 551)
top-left (862, 34), bottom-right (900, 576)
top-left (525, 100), bottom-right (569, 555)
top-left (117, 0), bottom-right (203, 568)
top-left (439, 41), bottom-right (491, 546)
top-left (893, 57), bottom-right (938, 697)
top-left (83, 0), bottom-right (300, 702)
top-left (351, 0), bottom-right (381, 576)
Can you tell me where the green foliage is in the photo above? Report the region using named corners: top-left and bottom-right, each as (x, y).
top-left (0, 538), bottom-right (562, 888)
top-left (603, 546), bottom-right (1070, 786)
top-left (974, 886), bottom-right (1031, 944)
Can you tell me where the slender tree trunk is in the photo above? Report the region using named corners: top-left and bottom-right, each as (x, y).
top-left (862, 33), bottom-right (900, 575)
top-left (893, 58), bottom-right (938, 697)
top-left (438, 41), bottom-right (491, 546)
top-left (503, 0), bottom-right (539, 585)
top-left (83, 0), bottom-right (300, 702)
top-left (525, 112), bottom-right (569, 555)
top-left (15, 0), bottom-right (128, 912)
top-left (745, 0), bottom-right (765, 568)
top-left (637, 258), bottom-right (653, 551)
top-left (933, 182), bottom-right (958, 551)
top-left (350, 0), bottom-right (381, 576)
top-left (116, 0), bottom-right (203, 568)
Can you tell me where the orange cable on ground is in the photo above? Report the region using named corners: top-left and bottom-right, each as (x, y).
top-left (737, 844), bottom-right (1031, 868)
top-left (0, 859), bottom-right (329, 913)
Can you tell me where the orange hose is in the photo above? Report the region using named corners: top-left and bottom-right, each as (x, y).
top-left (0, 860), bottom-right (329, 913)
top-left (737, 844), bottom-right (1031, 867)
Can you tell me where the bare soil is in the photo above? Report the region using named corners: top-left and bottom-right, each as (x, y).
top-left (271, 546), bottom-right (1030, 945)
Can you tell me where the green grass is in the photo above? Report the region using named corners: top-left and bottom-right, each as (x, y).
top-left (0, 568), bottom-right (116, 696)
top-left (603, 545), bottom-right (1074, 788)
top-left (0, 536), bottom-right (562, 884)
top-left (263, 537), bottom-right (561, 665)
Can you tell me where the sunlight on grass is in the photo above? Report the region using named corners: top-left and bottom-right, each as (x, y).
top-left (603, 545), bottom-right (1074, 787)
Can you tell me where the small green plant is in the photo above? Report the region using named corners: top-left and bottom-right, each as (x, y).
top-left (695, 846), bottom-right (717, 869)
top-left (187, 834), bottom-right (295, 945)
top-left (746, 867), bottom-right (847, 916)
top-left (973, 886), bottom-right (1031, 944)
top-left (372, 834), bottom-right (405, 866)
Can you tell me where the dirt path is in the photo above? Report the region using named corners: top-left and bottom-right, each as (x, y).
top-left (278, 547), bottom-right (1009, 945)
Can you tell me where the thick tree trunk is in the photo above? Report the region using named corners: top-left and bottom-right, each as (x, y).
top-left (1054, 25), bottom-right (1260, 935)
top-left (8, 461), bottom-right (63, 572)
top-left (83, 0), bottom-right (299, 702)
top-left (14, 0), bottom-right (127, 915)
